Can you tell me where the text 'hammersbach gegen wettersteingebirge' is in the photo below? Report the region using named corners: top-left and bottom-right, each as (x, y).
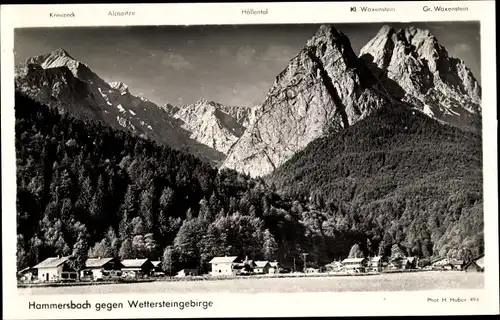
top-left (29, 299), bottom-right (214, 312)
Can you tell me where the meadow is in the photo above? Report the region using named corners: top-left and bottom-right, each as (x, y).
top-left (19, 271), bottom-right (484, 295)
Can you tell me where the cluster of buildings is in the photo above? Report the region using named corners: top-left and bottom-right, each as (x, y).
top-left (208, 256), bottom-right (280, 277)
top-left (17, 256), bottom-right (165, 283)
top-left (333, 256), bottom-right (419, 273)
top-left (18, 252), bottom-right (485, 283)
top-left (329, 253), bottom-right (485, 274)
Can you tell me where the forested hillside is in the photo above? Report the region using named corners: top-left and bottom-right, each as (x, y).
top-left (15, 92), bottom-right (483, 274)
top-left (268, 103), bottom-right (484, 262)
top-left (15, 93), bottom-right (312, 273)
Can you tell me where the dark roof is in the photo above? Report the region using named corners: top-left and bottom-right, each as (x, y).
top-left (474, 253), bottom-right (485, 261)
top-left (85, 258), bottom-right (115, 268)
top-left (34, 256), bottom-right (71, 269)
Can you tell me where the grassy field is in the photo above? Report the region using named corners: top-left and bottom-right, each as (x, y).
top-left (19, 271), bottom-right (483, 295)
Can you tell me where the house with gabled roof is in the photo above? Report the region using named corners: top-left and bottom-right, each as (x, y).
top-left (151, 260), bottom-right (161, 269)
top-left (17, 266), bottom-right (37, 282)
top-left (368, 256), bottom-right (388, 272)
top-left (209, 256), bottom-right (242, 276)
top-left (342, 257), bottom-right (368, 273)
top-left (176, 268), bottom-right (199, 277)
top-left (81, 257), bottom-right (123, 280)
top-left (269, 261), bottom-right (281, 274)
top-left (151, 260), bottom-right (166, 277)
top-left (121, 258), bottom-right (154, 278)
top-left (34, 256), bottom-right (78, 282)
top-left (253, 261), bottom-right (271, 274)
top-left (445, 259), bottom-right (464, 271)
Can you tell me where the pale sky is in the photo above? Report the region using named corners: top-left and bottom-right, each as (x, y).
top-left (14, 22), bottom-right (481, 107)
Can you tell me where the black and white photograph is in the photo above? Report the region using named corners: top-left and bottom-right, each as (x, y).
top-left (11, 20), bottom-right (487, 296)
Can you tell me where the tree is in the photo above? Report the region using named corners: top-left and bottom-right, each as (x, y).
top-left (348, 244), bottom-right (364, 258)
top-left (88, 238), bottom-right (112, 258)
top-left (105, 227), bottom-right (120, 257)
top-left (17, 235), bottom-right (28, 270)
top-left (262, 229), bottom-right (278, 261)
top-left (119, 238), bottom-right (134, 260)
top-left (458, 247), bottom-right (474, 264)
top-left (131, 216), bottom-right (145, 235)
top-left (69, 225), bottom-right (90, 281)
top-left (174, 216), bottom-right (209, 267)
top-left (139, 186), bottom-right (155, 233)
top-left (390, 244), bottom-right (406, 259)
top-left (162, 246), bottom-right (176, 276)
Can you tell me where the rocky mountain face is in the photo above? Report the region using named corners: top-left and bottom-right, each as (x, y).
top-left (221, 25), bottom-right (393, 177)
top-left (15, 48), bottom-right (249, 165)
top-left (15, 24), bottom-right (481, 176)
top-left (222, 24), bottom-right (482, 177)
top-left (163, 99), bottom-right (250, 156)
top-left (359, 25), bottom-right (482, 131)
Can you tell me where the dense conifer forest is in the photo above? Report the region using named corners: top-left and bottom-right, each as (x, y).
top-left (15, 93), bottom-right (483, 274)
top-left (268, 103), bottom-right (484, 264)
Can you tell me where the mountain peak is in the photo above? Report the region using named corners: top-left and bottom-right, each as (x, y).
top-left (222, 23), bottom-right (390, 177)
top-left (26, 48), bottom-right (84, 79)
top-left (51, 48), bottom-right (74, 59)
top-left (306, 24), bottom-right (351, 48)
top-left (360, 24), bottom-right (481, 131)
top-left (377, 25), bottom-right (396, 37)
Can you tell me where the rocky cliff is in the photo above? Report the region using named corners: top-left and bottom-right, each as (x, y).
top-left (221, 25), bottom-right (392, 177)
top-left (163, 99), bottom-right (250, 156)
top-left (359, 25), bottom-right (482, 131)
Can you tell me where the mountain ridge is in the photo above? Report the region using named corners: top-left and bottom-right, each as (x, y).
top-left (221, 24), bottom-right (482, 177)
top-left (15, 48), bottom-right (251, 165)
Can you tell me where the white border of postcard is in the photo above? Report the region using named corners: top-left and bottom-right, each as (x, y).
top-left (2, 1), bottom-right (499, 318)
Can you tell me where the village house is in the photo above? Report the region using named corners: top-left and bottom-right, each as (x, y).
top-left (430, 257), bottom-right (449, 270)
top-left (269, 261), bottom-right (280, 274)
top-left (209, 256), bottom-right (242, 276)
top-left (464, 253), bottom-right (484, 272)
top-left (305, 267), bottom-right (320, 273)
top-left (151, 261), bottom-right (165, 276)
top-left (176, 268), bottom-right (199, 277)
top-left (445, 259), bottom-right (465, 271)
top-left (388, 256), bottom-right (405, 269)
top-left (17, 267), bottom-right (37, 282)
top-left (326, 261), bottom-right (344, 273)
top-left (253, 261), bottom-right (271, 274)
top-left (405, 257), bottom-right (417, 269)
top-left (151, 261), bottom-right (162, 271)
top-left (239, 258), bottom-right (256, 274)
top-left (341, 257), bottom-right (368, 273)
top-left (80, 257), bottom-right (123, 281)
top-left (34, 256), bottom-right (78, 282)
top-left (121, 258), bottom-right (155, 278)
top-left (368, 256), bottom-right (388, 272)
